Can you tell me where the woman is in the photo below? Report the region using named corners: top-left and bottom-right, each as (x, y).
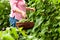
top-left (9, 0), bottom-right (35, 27)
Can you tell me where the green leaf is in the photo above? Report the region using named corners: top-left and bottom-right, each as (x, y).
top-left (55, 16), bottom-right (60, 19)
top-left (2, 33), bottom-right (15, 40)
top-left (58, 0), bottom-right (60, 3)
top-left (10, 27), bottom-right (19, 39)
top-left (18, 27), bottom-right (27, 37)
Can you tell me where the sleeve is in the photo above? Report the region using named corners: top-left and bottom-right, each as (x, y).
top-left (9, 0), bottom-right (18, 11)
top-left (23, 0), bottom-right (25, 3)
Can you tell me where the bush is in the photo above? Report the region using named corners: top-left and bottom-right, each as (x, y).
top-left (26, 0), bottom-right (60, 40)
top-left (0, 0), bottom-right (60, 40)
top-left (0, 0), bottom-right (10, 30)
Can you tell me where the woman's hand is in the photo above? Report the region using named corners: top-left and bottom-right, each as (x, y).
top-left (30, 8), bottom-right (35, 11)
top-left (26, 7), bottom-right (35, 11)
top-left (21, 12), bottom-right (27, 19)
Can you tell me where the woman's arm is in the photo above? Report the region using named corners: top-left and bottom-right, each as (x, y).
top-left (26, 7), bottom-right (35, 11)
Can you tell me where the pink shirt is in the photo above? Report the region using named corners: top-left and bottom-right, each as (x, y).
top-left (9, 0), bottom-right (26, 20)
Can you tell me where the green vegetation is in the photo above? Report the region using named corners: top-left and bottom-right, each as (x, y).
top-left (19, 19), bottom-right (30, 23)
top-left (0, 0), bottom-right (60, 40)
top-left (0, 27), bottom-right (27, 40)
top-left (0, 0), bottom-right (10, 30)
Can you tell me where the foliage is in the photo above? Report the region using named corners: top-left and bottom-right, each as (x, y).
top-left (19, 19), bottom-right (30, 23)
top-left (0, 0), bottom-right (60, 40)
top-left (0, 27), bottom-right (27, 40)
top-left (0, 0), bottom-right (10, 30)
top-left (25, 0), bottom-right (60, 40)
